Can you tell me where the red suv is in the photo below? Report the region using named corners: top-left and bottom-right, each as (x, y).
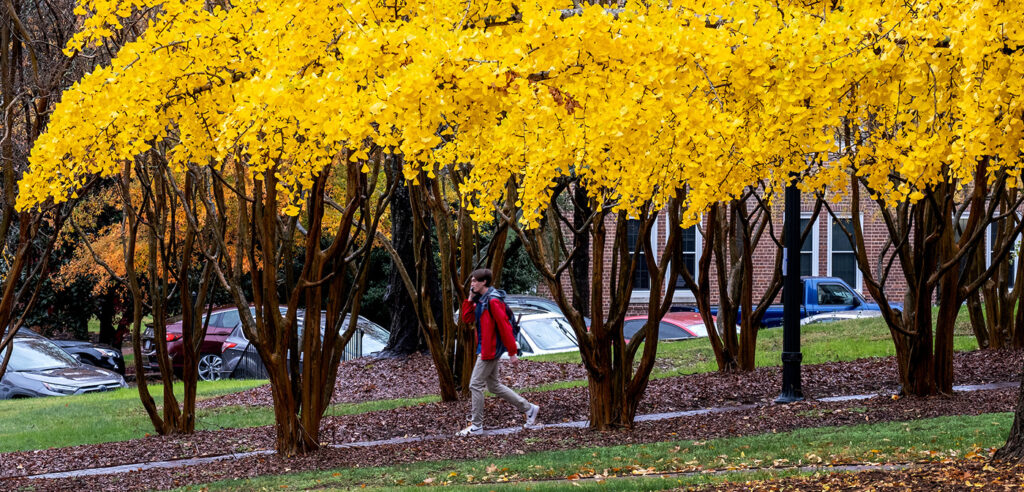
top-left (142, 307), bottom-right (243, 381)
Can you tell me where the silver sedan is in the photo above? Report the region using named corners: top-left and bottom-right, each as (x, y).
top-left (0, 336), bottom-right (127, 399)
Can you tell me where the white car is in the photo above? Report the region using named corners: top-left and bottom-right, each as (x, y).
top-left (800, 309), bottom-right (883, 326)
top-left (512, 310), bottom-right (580, 357)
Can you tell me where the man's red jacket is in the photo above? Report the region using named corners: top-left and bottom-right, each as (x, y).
top-left (461, 293), bottom-right (518, 360)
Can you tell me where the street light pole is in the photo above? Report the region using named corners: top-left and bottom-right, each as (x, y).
top-left (776, 173), bottom-right (804, 403)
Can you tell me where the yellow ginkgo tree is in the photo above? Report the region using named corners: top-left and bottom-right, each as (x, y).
top-left (20, 0), bottom-right (1024, 446)
top-left (805, 0), bottom-right (1024, 399)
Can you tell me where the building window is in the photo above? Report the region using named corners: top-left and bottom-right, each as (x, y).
top-left (829, 217), bottom-right (859, 289)
top-left (990, 221), bottom-right (1019, 288)
top-left (626, 220), bottom-right (650, 290)
top-left (800, 216), bottom-right (819, 277)
top-left (674, 224), bottom-right (701, 288)
top-left (682, 225), bottom-right (697, 275)
top-left (955, 215), bottom-right (1019, 289)
top-left (627, 217), bottom-right (701, 295)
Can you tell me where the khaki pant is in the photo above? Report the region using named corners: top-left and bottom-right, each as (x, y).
top-left (468, 355), bottom-right (531, 427)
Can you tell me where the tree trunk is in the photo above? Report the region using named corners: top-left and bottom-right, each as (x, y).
top-left (687, 203), bottom-right (737, 372)
top-left (572, 182), bottom-right (591, 316)
top-left (714, 204), bottom-right (741, 372)
top-left (933, 260), bottom-right (958, 394)
top-left (990, 290), bottom-right (1014, 349)
top-left (895, 296), bottom-right (937, 396)
top-left (966, 291), bottom-right (991, 349)
top-left (991, 282), bottom-right (1019, 350)
top-left (409, 180), bottom-right (460, 402)
top-left (1014, 295), bottom-right (1024, 348)
top-left (885, 188), bottom-right (945, 398)
top-left (994, 362), bottom-right (1024, 462)
top-left (422, 228), bottom-right (447, 359)
top-left (587, 367), bottom-right (629, 430)
top-left (736, 201), bottom-right (756, 371)
top-left (97, 290), bottom-right (116, 346)
top-left (382, 168), bottom-right (425, 356)
top-left (266, 357), bottom-right (314, 456)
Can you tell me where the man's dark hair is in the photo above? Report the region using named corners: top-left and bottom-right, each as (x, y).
top-left (470, 268), bottom-right (493, 287)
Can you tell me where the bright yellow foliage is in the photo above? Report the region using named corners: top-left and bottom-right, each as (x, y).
top-left (18, 0), bottom-right (1024, 228)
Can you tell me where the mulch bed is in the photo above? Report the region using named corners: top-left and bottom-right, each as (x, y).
top-left (197, 352), bottom-right (589, 409)
top-left (1, 349), bottom-right (1022, 491)
top-left (697, 459), bottom-right (1024, 491)
top-left (197, 347), bottom-right (1023, 410)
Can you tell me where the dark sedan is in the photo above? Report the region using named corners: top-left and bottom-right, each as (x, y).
top-left (18, 328), bottom-right (125, 375)
top-left (142, 306), bottom-right (244, 381)
top-left (0, 335), bottom-right (127, 399)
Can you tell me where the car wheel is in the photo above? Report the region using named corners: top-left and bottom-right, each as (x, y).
top-left (198, 354), bottom-right (223, 381)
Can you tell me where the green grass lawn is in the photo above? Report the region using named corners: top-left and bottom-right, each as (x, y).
top-left (0, 380), bottom-right (265, 453)
top-left (87, 314), bottom-right (152, 339)
top-left (185, 412), bottom-right (1012, 491)
top-left (530, 307), bottom-right (979, 380)
top-left (0, 378), bottom-right (444, 454)
top-left (0, 310), bottom-right (985, 453)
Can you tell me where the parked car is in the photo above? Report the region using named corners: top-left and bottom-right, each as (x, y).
top-left (17, 328), bottom-right (125, 375)
top-left (622, 311), bottom-right (711, 342)
top-left (707, 277), bottom-right (899, 328)
top-left (220, 312), bottom-right (389, 379)
top-left (800, 309), bottom-right (883, 326)
top-left (511, 308), bottom-right (580, 357)
top-left (142, 306), bottom-right (252, 381)
top-left (505, 294), bottom-right (592, 328)
top-left (0, 335), bottom-right (127, 399)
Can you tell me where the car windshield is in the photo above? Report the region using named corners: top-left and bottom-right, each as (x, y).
top-left (521, 317), bottom-right (577, 351)
top-left (507, 297), bottom-right (563, 315)
top-left (817, 284), bottom-right (857, 306)
top-left (622, 320), bottom-right (645, 338)
top-left (357, 325), bottom-right (388, 356)
top-left (657, 322), bottom-right (693, 339)
top-left (341, 318), bottom-right (389, 359)
top-left (230, 309), bottom-right (380, 344)
top-left (1, 338), bottom-right (79, 371)
top-left (228, 307), bottom-right (291, 341)
top-left (210, 309), bottom-right (242, 329)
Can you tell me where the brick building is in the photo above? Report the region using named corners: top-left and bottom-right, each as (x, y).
top-left (537, 184), bottom-right (1016, 317)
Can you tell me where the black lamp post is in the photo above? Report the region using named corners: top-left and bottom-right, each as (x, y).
top-left (776, 174), bottom-right (804, 403)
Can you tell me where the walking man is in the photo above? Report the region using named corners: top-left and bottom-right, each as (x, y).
top-left (457, 268), bottom-right (540, 436)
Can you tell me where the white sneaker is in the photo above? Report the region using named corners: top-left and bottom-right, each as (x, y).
top-left (457, 424), bottom-right (483, 436)
top-left (524, 403), bottom-right (540, 427)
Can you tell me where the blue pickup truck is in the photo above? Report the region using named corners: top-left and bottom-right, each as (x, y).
top-left (706, 277), bottom-right (886, 328)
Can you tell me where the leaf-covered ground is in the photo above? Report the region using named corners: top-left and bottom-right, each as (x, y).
top-left (198, 347), bottom-right (1020, 410)
top-left (0, 349), bottom-right (1021, 491)
top-left (700, 459), bottom-right (1024, 491)
top-left (196, 353), bottom-right (589, 409)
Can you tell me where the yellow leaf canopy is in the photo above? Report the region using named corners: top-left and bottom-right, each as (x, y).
top-left (19, 0), bottom-right (1024, 227)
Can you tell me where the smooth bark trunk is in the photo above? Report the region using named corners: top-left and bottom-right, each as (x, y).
top-left (995, 362), bottom-right (1024, 462)
top-left (572, 183), bottom-right (591, 316)
top-left (382, 165), bottom-right (425, 356)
